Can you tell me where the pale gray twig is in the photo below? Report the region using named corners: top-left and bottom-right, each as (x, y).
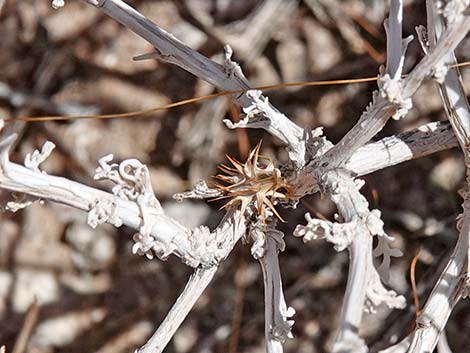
top-left (0, 131), bottom-right (245, 270)
top-left (307, 169), bottom-right (404, 353)
top-left (406, 219), bottom-right (467, 353)
top-left (347, 121), bottom-right (456, 177)
top-left (0, 127), bottom-right (247, 353)
top-left (405, 2), bottom-right (470, 352)
top-left (82, 0), bottom-right (306, 164)
top-left (137, 266), bottom-right (219, 353)
top-left (298, 2), bottom-right (469, 351)
top-left (314, 7), bottom-right (469, 170)
top-left (255, 227), bottom-right (295, 353)
top-left (304, 3), bottom-right (410, 351)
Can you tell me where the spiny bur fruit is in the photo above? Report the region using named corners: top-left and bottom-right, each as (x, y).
top-left (212, 142), bottom-right (294, 223)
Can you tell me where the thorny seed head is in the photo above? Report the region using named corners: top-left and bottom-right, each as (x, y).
top-left (212, 142), bottom-right (294, 223)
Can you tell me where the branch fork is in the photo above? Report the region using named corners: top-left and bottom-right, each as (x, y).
top-left (303, 166), bottom-right (405, 352)
top-left (223, 89), bottom-right (308, 165)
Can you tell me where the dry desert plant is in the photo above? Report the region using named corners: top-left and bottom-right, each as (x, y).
top-left (1, 0), bottom-right (470, 353)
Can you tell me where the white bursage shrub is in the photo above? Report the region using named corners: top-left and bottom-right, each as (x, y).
top-left (1, 1), bottom-right (469, 352)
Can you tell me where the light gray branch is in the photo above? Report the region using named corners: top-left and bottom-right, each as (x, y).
top-left (315, 10), bottom-right (470, 170)
top-left (405, 2), bottom-right (470, 352)
top-left (82, 0), bottom-right (306, 164)
top-left (328, 179), bottom-right (371, 353)
top-left (256, 228), bottom-right (295, 353)
top-left (0, 132), bottom-right (246, 270)
top-left (305, 2), bottom-right (469, 351)
top-left (403, 11), bottom-right (470, 99)
top-left (347, 121), bottom-right (456, 177)
top-left (315, 170), bottom-right (404, 353)
top-left (137, 266), bottom-right (219, 353)
top-left (0, 128), bottom-right (248, 353)
top-left (292, 120), bottom-right (457, 197)
top-left (407, 214), bottom-right (467, 353)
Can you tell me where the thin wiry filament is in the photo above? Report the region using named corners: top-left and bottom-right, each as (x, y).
top-left (8, 61), bottom-right (470, 124)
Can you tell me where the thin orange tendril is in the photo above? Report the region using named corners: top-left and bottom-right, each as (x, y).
top-left (410, 247), bottom-right (422, 319)
top-left (7, 61), bottom-right (470, 123)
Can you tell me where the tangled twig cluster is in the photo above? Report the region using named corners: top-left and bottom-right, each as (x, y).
top-left (0, 0), bottom-right (469, 353)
